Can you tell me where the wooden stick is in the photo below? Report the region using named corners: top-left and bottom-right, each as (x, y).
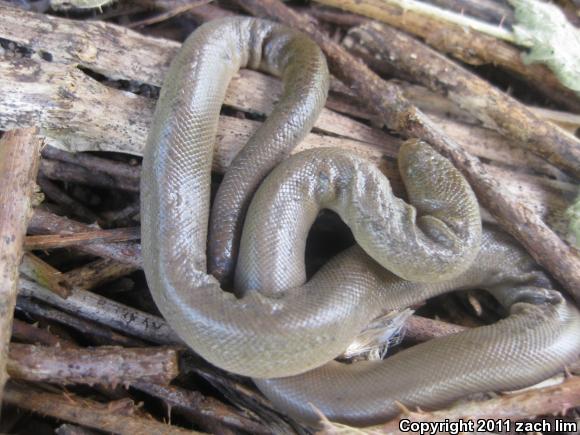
top-left (55, 424), bottom-right (99, 435)
top-left (25, 226), bottom-right (140, 250)
top-left (7, 344), bottom-right (179, 386)
top-left (18, 277), bottom-right (179, 344)
top-left (12, 318), bottom-right (73, 348)
top-left (132, 382), bottom-right (271, 434)
top-left (41, 146), bottom-right (140, 182)
top-left (0, 128), bottom-right (42, 404)
top-left (62, 258), bottom-right (138, 291)
top-left (342, 22), bottom-right (580, 178)
top-left (404, 316), bottom-right (466, 342)
top-left (236, 0), bottom-right (580, 300)
top-left (16, 296), bottom-right (146, 347)
top-left (40, 159), bottom-right (140, 192)
top-left (3, 383), bottom-right (203, 435)
top-left (37, 176), bottom-right (98, 223)
top-left (20, 253), bottom-right (71, 298)
top-left (28, 209), bottom-right (142, 267)
top-left (313, 0), bottom-right (580, 112)
top-left (128, 0), bottom-right (213, 27)
top-left (13, 296), bottom-right (277, 434)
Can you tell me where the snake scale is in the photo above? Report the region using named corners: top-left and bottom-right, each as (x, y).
top-left (141, 17), bottom-right (580, 426)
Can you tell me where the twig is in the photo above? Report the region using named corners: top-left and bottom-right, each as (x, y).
top-left (41, 146), bottom-right (141, 182)
top-left (62, 258), bottom-right (138, 291)
top-left (100, 201), bottom-right (141, 226)
top-left (12, 318), bottom-right (73, 348)
top-left (132, 382), bottom-right (271, 434)
top-left (128, 0), bottom-right (213, 27)
top-left (185, 362), bottom-right (304, 435)
top-left (3, 382), bottom-right (203, 435)
top-left (313, 0), bottom-right (580, 111)
top-left (138, 0), bottom-right (235, 23)
top-left (0, 128), bottom-right (42, 404)
top-left (40, 159), bottom-right (140, 192)
top-left (25, 226), bottom-right (140, 250)
top-left (7, 344), bottom-right (179, 386)
top-left (38, 176), bottom-right (98, 223)
top-left (14, 294), bottom-right (276, 434)
top-left (20, 253), bottom-right (71, 298)
top-left (342, 22), bottom-right (580, 178)
top-left (18, 277), bottom-right (180, 344)
top-left (28, 209), bottom-right (142, 267)
top-left (368, 0), bottom-right (518, 43)
top-left (236, 0), bottom-right (580, 300)
top-left (416, 0), bottom-right (514, 25)
top-left (404, 315), bottom-right (467, 342)
top-left (16, 297), bottom-right (146, 347)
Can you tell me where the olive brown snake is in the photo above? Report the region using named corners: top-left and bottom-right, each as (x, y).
top-left (141, 17), bottom-right (580, 426)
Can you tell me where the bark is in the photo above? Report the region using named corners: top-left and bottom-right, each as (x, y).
top-left (343, 22), bottom-right (580, 179)
top-left (18, 277), bottom-right (180, 344)
top-left (0, 128), bottom-right (42, 404)
top-left (20, 253), bottom-right (70, 298)
top-left (28, 209), bottom-right (142, 267)
top-left (314, 0), bottom-right (580, 112)
top-left (3, 383), bottom-right (203, 435)
top-left (62, 258), bottom-right (138, 291)
top-left (25, 226), bottom-right (140, 250)
top-left (7, 343), bottom-right (179, 386)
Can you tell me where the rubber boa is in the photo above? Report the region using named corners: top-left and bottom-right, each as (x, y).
top-left (141, 17), bottom-right (580, 427)
top-left (251, 226), bottom-right (580, 425)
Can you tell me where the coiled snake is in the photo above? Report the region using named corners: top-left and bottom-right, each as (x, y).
top-left (141, 17), bottom-right (580, 426)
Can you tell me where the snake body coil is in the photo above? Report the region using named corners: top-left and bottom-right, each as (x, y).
top-left (141, 17), bottom-right (580, 426)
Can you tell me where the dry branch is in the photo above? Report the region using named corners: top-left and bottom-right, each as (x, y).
top-left (37, 176), bottom-right (98, 223)
top-left (16, 297), bottom-right (146, 348)
top-left (3, 382), bottom-right (202, 435)
top-left (18, 277), bottom-right (179, 344)
top-left (236, 0), bottom-right (580, 299)
top-left (13, 291), bottom-right (276, 434)
top-left (404, 316), bottom-right (466, 342)
top-left (314, 0), bottom-right (580, 112)
top-left (128, 0), bottom-right (213, 28)
top-left (41, 145), bottom-right (140, 181)
top-left (25, 226), bottom-right (140, 250)
top-left (40, 159), bottom-right (140, 192)
top-left (62, 258), bottom-right (138, 292)
top-left (28, 209), bottom-right (142, 267)
top-left (0, 128), bottom-right (42, 404)
top-left (12, 318), bottom-right (72, 348)
top-left (20, 253), bottom-right (70, 298)
top-left (132, 382), bottom-right (271, 434)
top-left (342, 22), bottom-right (580, 179)
top-left (7, 344), bottom-right (179, 386)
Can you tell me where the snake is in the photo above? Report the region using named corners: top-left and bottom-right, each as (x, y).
top-left (141, 17), bottom-right (580, 427)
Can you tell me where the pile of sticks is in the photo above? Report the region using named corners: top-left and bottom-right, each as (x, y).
top-left (0, 0), bottom-right (579, 433)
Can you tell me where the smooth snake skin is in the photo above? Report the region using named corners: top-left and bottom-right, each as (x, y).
top-left (141, 17), bottom-right (580, 426)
